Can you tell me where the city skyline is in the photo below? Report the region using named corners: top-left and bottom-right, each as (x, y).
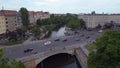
top-left (0, 0), bottom-right (120, 14)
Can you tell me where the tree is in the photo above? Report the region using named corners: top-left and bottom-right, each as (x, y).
top-left (0, 49), bottom-right (25, 68)
top-left (36, 19), bottom-right (43, 26)
top-left (79, 19), bottom-right (85, 28)
top-left (32, 25), bottom-right (41, 39)
top-left (67, 19), bottom-right (80, 29)
top-left (19, 7), bottom-right (29, 28)
top-left (88, 30), bottom-right (120, 68)
top-left (67, 18), bottom-right (85, 29)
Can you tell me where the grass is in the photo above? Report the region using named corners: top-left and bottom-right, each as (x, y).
top-left (85, 42), bottom-right (96, 52)
top-left (0, 37), bottom-right (28, 45)
top-left (0, 40), bottom-right (23, 45)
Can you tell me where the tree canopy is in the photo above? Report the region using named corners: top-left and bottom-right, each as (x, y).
top-left (88, 30), bottom-right (120, 68)
top-left (19, 7), bottom-right (29, 28)
top-left (36, 14), bottom-right (85, 30)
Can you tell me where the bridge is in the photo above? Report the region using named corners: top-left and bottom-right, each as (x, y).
top-left (3, 30), bottom-right (101, 68)
top-left (16, 44), bottom-right (88, 68)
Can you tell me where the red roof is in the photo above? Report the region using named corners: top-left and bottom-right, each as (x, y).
top-left (34, 11), bottom-right (49, 15)
top-left (1, 10), bottom-right (17, 16)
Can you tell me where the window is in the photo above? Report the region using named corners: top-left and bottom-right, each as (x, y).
top-left (6, 22), bottom-right (8, 24)
top-left (6, 25), bottom-right (8, 27)
top-left (6, 29), bottom-right (9, 31)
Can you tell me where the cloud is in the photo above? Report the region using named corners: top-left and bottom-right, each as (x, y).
top-left (1, 0), bottom-right (120, 13)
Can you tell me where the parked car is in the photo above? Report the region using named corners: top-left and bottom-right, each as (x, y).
top-left (44, 41), bottom-right (51, 46)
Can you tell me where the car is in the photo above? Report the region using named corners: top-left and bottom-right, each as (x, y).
top-left (80, 34), bottom-right (84, 37)
top-left (86, 36), bottom-right (90, 39)
top-left (98, 30), bottom-right (103, 32)
top-left (24, 48), bottom-right (33, 53)
top-left (44, 41), bottom-right (51, 46)
top-left (75, 38), bottom-right (80, 41)
top-left (54, 38), bottom-right (60, 41)
top-left (62, 39), bottom-right (67, 42)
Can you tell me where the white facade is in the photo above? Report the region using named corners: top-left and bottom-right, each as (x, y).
top-left (78, 14), bottom-right (120, 28)
top-left (0, 15), bottom-right (6, 34)
top-left (29, 11), bottom-right (35, 25)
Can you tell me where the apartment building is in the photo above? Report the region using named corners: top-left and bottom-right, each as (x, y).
top-left (78, 13), bottom-right (120, 29)
top-left (1, 10), bottom-right (17, 32)
top-left (17, 12), bottom-right (22, 28)
top-left (34, 11), bottom-right (50, 22)
top-left (0, 12), bottom-right (6, 34)
top-left (40, 12), bottom-right (50, 19)
top-left (29, 11), bottom-right (35, 25)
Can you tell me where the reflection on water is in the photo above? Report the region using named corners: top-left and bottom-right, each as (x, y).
top-left (51, 27), bottom-right (66, 38)
top-left (36, 53), bottom-right (81, 68)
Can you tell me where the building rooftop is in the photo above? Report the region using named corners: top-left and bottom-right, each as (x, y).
top-left (79, 13), bottom-right (120, 16)
top-left (1, 10), bottom-right (17, 16)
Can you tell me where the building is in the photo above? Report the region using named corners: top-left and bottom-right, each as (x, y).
top-left (0, 10), bottom-right (17, 33)
top-left (17, 12), bottom-right (22, 28)
top-left (29, 11), bottom-right (35, 25)
top-left (40, 12), bottom-right (50, 19)
top-left (34, 11), bottom-right (50, 22)
top-left (78, 13), bottom-right (120, 29)
top-left (0, 12), bottom-right (6, 34)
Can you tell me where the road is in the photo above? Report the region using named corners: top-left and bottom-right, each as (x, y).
top-left (3, 30), bottom-right (101, 60)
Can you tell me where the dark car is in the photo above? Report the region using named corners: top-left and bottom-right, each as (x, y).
top-left (86, 36), bottom-right (90, 39)
top-left (80, 34), bottom-right (84, 37)
top-left (62, 39), bottom-right (67, 42)
top-left (24, 48), bottom-right (33, 53)
top-left (54, 38), bottom-right (60, 41)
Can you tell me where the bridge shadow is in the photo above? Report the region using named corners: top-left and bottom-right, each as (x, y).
top-left (36, 53), bottom-right (82, 68)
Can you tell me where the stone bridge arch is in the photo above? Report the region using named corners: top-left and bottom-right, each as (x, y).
top-left (35, 48), bottom-right (75, 66)
top-left (36, 53), bottom-right (75, 68)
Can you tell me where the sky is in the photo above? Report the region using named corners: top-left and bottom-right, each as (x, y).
top-left (0, 0), bottom-right (120, 14)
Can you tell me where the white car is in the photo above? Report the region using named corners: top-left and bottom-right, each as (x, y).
top-left (98, 30), bottom-right (103, 33)
top-left (44, 41), bottom-right (51, 46)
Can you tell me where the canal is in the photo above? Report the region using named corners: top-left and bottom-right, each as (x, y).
top-left (36, 53), bottom-right (82, 68)
top-left (51, 27), bottom-right (66, 38)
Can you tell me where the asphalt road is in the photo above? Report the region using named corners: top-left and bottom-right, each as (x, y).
top-left (3, 30), bottom-right (101, 60)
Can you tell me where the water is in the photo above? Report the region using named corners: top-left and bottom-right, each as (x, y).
top-left (36, 53), bottom-right (81, 68)
top-left (51, 27), bottom-right (66, 38)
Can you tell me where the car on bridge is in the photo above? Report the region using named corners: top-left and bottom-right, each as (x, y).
top-left (24, 48), bottom-right (33, 53)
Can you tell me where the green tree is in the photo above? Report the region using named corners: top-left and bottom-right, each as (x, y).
top-left (36, 19), bottom-right (42, 26)
top-left (88, 30), bottom-right (120, 68)
top-left (0, 49), bottom-right (25, 68)
top-left (19, 7), bottom-right (29, 28)
top-left (32, 25), bottom-right (41, 39)
top-left (67, 19), bottom-right (80, 29)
